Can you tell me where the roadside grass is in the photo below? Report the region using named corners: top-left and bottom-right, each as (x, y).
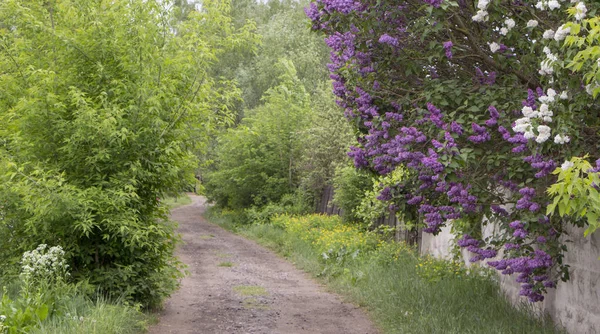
top-left (218, 262), bottom-right (234, 267)
top-left (31, 295), bottom-right (150, 334)
top-left (0, 282), bottom-right (150, 334)
top-left (162, 194), bottom-right (192, 210)
top-left (207, 211), bottom-right (564, 334)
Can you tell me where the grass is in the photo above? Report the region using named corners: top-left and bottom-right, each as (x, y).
top-left (162, 194), bottom-right (192, 210)
top-left (199, 234), bottom-right (215, 240)
top-left (218, 262), bottom-right (234, 267)
top-left (232, 285), bottom-right (268, 297)
top-left (31, 295), bottom-right (150, 334)
top-left (0, 284), bottom-right (150, 334)
top-left (208, 212), bottom-right (564, 334)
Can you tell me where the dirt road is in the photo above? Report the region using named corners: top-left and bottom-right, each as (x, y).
top-left (149, 194), bottom-right (378, 334)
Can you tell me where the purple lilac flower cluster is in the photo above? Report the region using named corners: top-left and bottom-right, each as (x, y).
top-left (306, 0), bottom-right (568, 302)
top-left (488, 250), bottom-right (554, 302)
top-left (443, 41), bottom-right (453, 59)
top-left (457, 234), bottom-right (498, 262)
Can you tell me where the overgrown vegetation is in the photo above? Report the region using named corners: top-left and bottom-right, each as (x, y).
top-left (210, 212), bottom-right (563, 334)
top-left (0, 0), bottom-right (257, 332)
top-left (202, 0), bottom-right (354, 214)
top-left (0, 0), bottom-right (257, 308)
top-left (0, 244), bottom-right (149, 334)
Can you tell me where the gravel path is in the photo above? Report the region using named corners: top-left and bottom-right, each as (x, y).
top-left (148, 194), bottom-right (378, 334)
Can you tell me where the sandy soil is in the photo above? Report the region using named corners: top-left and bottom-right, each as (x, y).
top-left (148, 194), bottom-right (378, 334)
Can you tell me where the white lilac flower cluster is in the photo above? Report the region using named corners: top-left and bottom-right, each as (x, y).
top-left (472, 0), bottom-right (490, 22)
top-left (574, 2), bottom-right (587, 21)
top-left (539, 46), bottom-right (558, 76)
top-left (527, 20), bottom-right (539, 28)
top-left (561, 160), bottom-right (574, 170)
top-left (20, 244), bottom-right (69, 283)
top-left (489, 42), bottom-right (500, 53)
top-left (535, 0), bottom-right (562, 11)
top-left (554, 25), bottom-right (571, 42)
top-left (500, 18), bottom-right (516, 36)
top-left (513, 88), bottom-right (570, 144)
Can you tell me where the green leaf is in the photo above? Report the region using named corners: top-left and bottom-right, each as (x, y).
top-left (35, 304), bottom-right (49, 321)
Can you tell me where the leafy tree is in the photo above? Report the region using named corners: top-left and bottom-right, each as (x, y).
top-left (0, 0), bottom-right (256, 307)
top-left (205, 59), bottom-right (311, 209)
top-left (297, 82), bottom-right (355, 207)
top-left (238, 5), bottom-right (330, 110)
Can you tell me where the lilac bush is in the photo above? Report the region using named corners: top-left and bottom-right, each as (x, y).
top-left (307, 0), bottom-right (600, 301)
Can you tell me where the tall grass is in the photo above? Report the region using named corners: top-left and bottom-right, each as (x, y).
top-left (31, 295), bottom-right (149, 334)
top-left (211, 213), bottom-right (564, 334)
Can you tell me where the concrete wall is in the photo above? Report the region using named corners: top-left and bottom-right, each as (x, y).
top-left (420, 223), bottom-right (600, 334)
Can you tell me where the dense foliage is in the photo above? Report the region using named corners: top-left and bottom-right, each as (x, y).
top-left (0, 0), bottom-right (255, 307)
top-left (203, 2), bottom-right (354, 212)
top-left (307, 0), bottom-right (600, 301)
top-left (205, 60), bottom-right (312, 208)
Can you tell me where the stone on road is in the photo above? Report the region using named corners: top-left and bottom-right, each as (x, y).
top-left (149, 194), bottom-right (378, 334)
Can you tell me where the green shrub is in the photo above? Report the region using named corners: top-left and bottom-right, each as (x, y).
top-left (332, 165), bottom-right (374, 223)
top-left (0, 0), bottom-right (256, 308)
top-left (245, 193), bottom-right (311, 225)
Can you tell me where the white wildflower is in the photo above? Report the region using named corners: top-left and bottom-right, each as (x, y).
top-left (500, 27), bottom-right (509, 36)
top-left (527, 20), bottom-right (539, 28)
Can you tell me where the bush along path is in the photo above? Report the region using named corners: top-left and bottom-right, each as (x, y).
top-left (149, 194), bottom-right (377, 334)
